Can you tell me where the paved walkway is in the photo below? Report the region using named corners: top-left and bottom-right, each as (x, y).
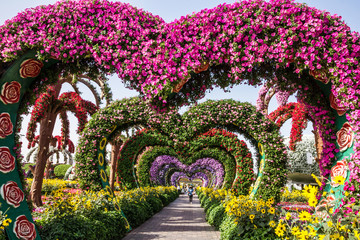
top-left (122, 193), bottom-right (221, 240)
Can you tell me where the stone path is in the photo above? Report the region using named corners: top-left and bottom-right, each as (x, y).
top-left (122, 193), bottom-right (221, 240)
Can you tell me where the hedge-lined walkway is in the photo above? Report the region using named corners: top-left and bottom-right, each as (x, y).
top-left (122, 193), bottom-right (220, 240)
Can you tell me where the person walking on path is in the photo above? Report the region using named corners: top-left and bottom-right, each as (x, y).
top-left (188, 186), bottom-right (194, 203)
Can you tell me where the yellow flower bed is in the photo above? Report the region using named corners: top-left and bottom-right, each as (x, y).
top-left (26, 178), bottom-right (78, 194)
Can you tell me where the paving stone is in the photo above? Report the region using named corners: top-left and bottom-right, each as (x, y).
top-left (122, 194), bottom-right (220, 240)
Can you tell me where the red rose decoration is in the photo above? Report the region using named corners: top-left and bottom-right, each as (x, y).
top-left (13, 215), bottom-right (36, 240)
top-left (315, 194), bottom-right (335, 219)
top-left (329, 93), bottom-right (347, 116)
top-left (336, 122), bottom-right (354, 152)
top-left (0, 147), bottom-right (15, 173)
top-left (309, 69), bottom-right (329, 84)
top-left (0, 113), bottom-right (13, 138)
top-left (19, 59), bottom-right (43, 78)
top-left (0, 81), bottom-right (21, 105)
top-left (330, 159), bottom-right (348, 187)
top-left (0, 181), bottom-right (24, 208)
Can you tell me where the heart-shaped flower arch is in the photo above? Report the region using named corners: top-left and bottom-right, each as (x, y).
top-left (150, 156), bottom-right (224, 187)
top-left (76, 98), bottom-right (286, 200)
top-left (129, 130), bottom-right (251, 191)
top-left (136, 145), bottom-right (238, 190)
top-left (0, 0), bottom-right (359, 238)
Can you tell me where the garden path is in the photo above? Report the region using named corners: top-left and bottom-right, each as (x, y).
top-left (122, 193), bottom-right (220, 240)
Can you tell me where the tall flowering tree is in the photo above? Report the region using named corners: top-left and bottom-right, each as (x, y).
top-left (26, 74), bottom-right (109, 206)
top-left (256, 82), bottom-right (310, 150)
top-left (26, 135), bottom-right (75, 178)
top-left (256, 81), bottom-right (291, 116)
top-left (268, 102), bottom-right (309, 151)
top-left (256, 81), bottom-right (326, 174)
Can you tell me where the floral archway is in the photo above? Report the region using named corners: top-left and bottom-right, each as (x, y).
top-left (0, 0), bottom-right (359, 239)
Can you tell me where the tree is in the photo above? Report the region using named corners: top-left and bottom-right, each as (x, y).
top-left (26, 135), bottom-right (75, 178)
top-left (26, 74), bottom-right (110, 207)
top-left (256, 81), bottom-right (324, 169)
top-left (268, 102), bottom-right (308, 151)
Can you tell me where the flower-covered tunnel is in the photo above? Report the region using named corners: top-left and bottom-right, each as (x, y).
top-left (0, 0), bottom-right (359, 238)
top-left (76, 97), bottom-right (285, 199)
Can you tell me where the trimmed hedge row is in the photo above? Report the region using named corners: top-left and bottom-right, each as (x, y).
top-left (37, 186), bottom-right (179, 240)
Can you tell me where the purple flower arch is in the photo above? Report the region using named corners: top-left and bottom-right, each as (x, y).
top-left (171, 171), bottom-right (209, 187)
top-left (150, 155), bottom-right (224, 187)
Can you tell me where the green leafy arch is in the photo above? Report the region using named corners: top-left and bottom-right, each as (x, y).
top-left (77, 98), bottom-right (285, 201)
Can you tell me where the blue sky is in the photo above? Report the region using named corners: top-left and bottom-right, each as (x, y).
top-left (1, 0), bottom-right (360, 159)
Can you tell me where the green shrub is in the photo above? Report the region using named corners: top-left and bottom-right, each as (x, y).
top-left (198, 192), bottom-right (205, 202)
top-left (37, 211), bottom-right (127, 240)
top-left (206, 203), bottom-right (218, 219)
top-left (147, 196), bottom-right (163, 213)
top-left (218, 213), bottom-right (280, 240)
top-left (54, 164), bottom-right (71, 178)
top-left (203, 198), bottom-right (219, 213)
top-left (200, 196), bottom-right (209, 208)
top-left (220, 215), bottom-right (241, 240)
top-left (121, 203), bottom-right (148, 228)
top-left (159, 193), bottom-right (171, 205)
top-left (208, 205), bottom-right (225, 229)
top-left (140, 201), bottom-right (154, 219)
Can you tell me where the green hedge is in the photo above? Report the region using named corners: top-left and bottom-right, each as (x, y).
top-left (54, 164), bottom-right (71, 178)
top-left (208, 205), bottom-right (225, 229)
top-left (37, 186), bottom-right (179, 240)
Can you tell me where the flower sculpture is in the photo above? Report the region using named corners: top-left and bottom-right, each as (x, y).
top-left (13, 215), bottom-right (36, 240)
top-left (19, 59), bottom-right (43, 79)
top-left (0, 113), bottom-right (13, 138)
top-left (330, 159), bottom-right (349, 188)
top-left (336, 122), bottom-right (354, 152)
top-left (0, 181), bottom-right (24, 208)
top-left (0, 81), bottom-right (21, 105)
top-left (0, 0), bottom-right (359, 238)
top-left (0, 147), bottom-right (16, 173)
top-left (268, 102), bottom-right (308, 151)
top-left (170, 171), bottom-right (209, 187)
top-left (150, 156), bottom-right (224, 188)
